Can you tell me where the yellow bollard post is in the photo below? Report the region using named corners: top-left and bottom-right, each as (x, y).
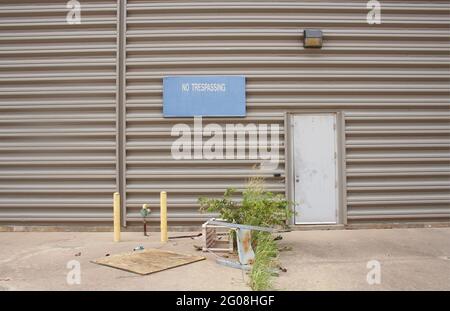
top-left (113, 192), bottom-right (121, 242)
top-left (160, 191), bottom-right (168, 242)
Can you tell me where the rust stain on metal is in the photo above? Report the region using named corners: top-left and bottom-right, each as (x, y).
top-left (242, 230), bottom-right (251, 253)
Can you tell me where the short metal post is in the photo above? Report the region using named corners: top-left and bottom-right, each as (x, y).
top-left (113, 192), bottom-right (121, 242)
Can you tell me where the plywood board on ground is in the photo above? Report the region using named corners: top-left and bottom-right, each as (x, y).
top-left (92, 249), bottom-right (206, 275)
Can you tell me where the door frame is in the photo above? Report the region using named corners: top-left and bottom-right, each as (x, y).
top-left (284, 110), bottom-right (347, 225)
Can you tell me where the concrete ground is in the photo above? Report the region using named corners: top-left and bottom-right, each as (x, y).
top-left (0, 228), bottom-right (449, 290)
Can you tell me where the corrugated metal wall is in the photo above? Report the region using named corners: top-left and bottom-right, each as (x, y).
top-left (124, 0), bottom-right (449, 225)
top-left (0, 0), bottom-right (449, 225)
top-left (0, 1), bottom-right (119, 223)
top-left (345, 110), bottom-right (450, 222)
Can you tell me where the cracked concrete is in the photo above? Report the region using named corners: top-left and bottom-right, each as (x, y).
top-left (0, 227), bottom-right (449, 290)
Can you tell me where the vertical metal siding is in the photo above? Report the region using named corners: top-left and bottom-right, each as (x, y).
top-left (0, 1), bottom-right (118, 222)
top-left (124, 0), bottom-right (449, 225)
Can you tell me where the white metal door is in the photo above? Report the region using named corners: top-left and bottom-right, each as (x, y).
top-left (293, 114), bottom-right (338, 224)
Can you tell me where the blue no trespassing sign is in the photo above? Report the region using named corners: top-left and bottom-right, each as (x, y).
top-left (163, 76), bottom-right (246, 117)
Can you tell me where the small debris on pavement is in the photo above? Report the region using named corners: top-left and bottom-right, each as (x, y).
top-left (0, 277), bottom-right (11, 282)
top-left (133, 246), bottom-right (144, 251)
top-left (105, 253), bottom-right (110, 257)
top-left (169, 233), bottom-right (202, 240)
top-left (74, 252), bottom-right (81, 257)
top-left (278, 246), bottom-right (293, 252)
top-left (274, 235), bottom-right (283, 241)
top-left (193, 244), bottom-right (202, 251)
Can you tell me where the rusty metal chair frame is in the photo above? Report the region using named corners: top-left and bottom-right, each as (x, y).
top-left (202, 218), bottom-right (276, 270)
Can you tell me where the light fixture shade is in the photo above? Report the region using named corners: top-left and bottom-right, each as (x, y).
top-left (303, 29), bottom-right (323, 48)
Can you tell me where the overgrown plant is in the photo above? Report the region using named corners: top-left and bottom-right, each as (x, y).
top-left (198, 177), bottom-right (294, 290)
top-left (198, 177), bottom-right (293, 228)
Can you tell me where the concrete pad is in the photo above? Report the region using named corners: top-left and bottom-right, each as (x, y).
top-left (0, 228), bottom-right (449, 290)
top-left (275, 228), bottom-right (450, 290)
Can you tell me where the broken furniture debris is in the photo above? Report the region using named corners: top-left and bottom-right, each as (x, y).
top-left (202, 218), bottom-right (234, 253)
top-left (202, 218), bottom-right (276, 271)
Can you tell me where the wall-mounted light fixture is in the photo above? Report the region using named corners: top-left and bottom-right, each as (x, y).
top-left (303, 29), bottom-right (323, 48)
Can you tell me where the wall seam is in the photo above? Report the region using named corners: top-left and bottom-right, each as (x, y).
top-left (117, 0), bottom-right (127, 227)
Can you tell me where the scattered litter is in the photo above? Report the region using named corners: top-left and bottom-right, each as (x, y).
top-left (169, 233), bottom-right (202, 240)
top-left (0, 277), bottom-right (11, 282)
top-left (133, 246), bottom-right (144, 251)
top-left (105, 253), bottom-right (110, 257)
top-left (92, 249), bottom-right (205, 275)
top-left (278, 246), bottom-right (293, 252)
top-left (274, 235), bottom-right (283, 241)
top-left (278, 266), bottom-right (287, 273)
top-left (193, 244), bottom-right (202, 251)
top-left (74, 252), bottom-right (81, 257)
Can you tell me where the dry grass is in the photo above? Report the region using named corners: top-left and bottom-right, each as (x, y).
top-left (249, 232), bottom-right (278, 291)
